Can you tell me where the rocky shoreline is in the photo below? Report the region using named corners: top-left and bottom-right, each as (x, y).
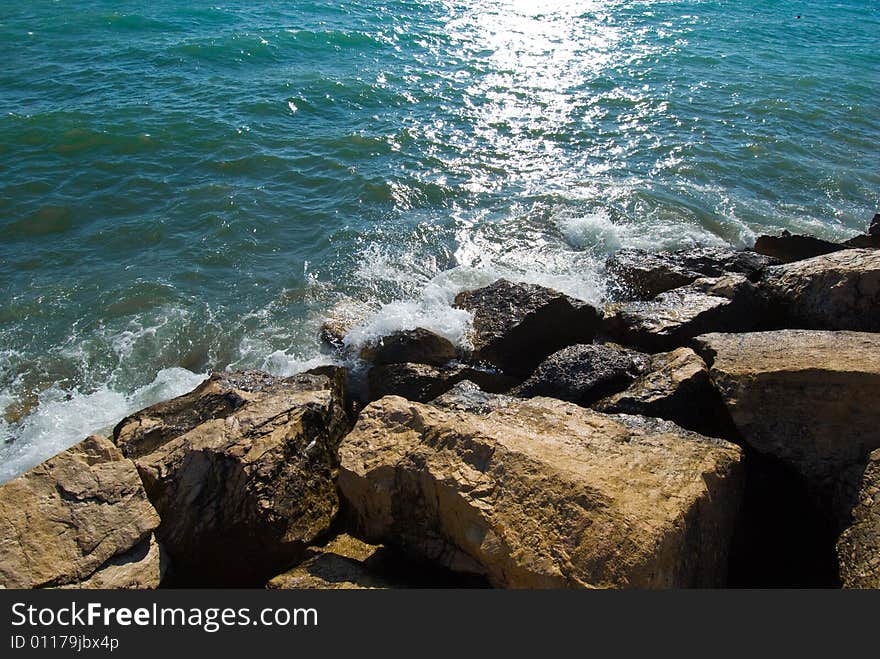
top-left (2, 217), bottom-right (879, 589)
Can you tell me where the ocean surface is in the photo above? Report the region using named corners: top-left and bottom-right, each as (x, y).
top-left (1, 0), bottom-right (877, 481)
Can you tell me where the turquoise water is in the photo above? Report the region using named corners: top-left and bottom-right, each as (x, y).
top-left (1, 0), bottom-right (878, 480)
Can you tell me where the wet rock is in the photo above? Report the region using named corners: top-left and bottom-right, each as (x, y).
top-left (319, 299), bottom-right (372, 351)
top-left (360, 328), bottom-right (457, 367)
top-left (339, 395), bottom-right (743, 588)
top-left (429, 380), bottom-right (519, 415)
top-left (603, 274), bottom-right (762, 352)
top-left (836, 449), bottom-right (880, 588)
top-left (0, 435), bottom-right (163, 589)
top-left (694, 330), bottom-right (880, 517)
top-left (368, 362), bottom-right (517, 403)
top-left (113, 369), bottom-right (350, 585)
top-left (594, 347), bottom-right (734, 438)
top-left (754, 231), bottom-right (846, 263)
top-left (760, 249), bottom-right (880, 331)
top-left (511, 343), bottom-right (650, 406)
top-left (606, 247), bottom-right (777, 300)
top-left (453, 279), bottom-right (601, 376)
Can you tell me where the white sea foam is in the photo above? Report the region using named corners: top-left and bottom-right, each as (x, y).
top-left (0, 367), bottom-right (206, 484)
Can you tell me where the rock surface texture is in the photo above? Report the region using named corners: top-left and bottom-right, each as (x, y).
top-left (836, 450), bottom-right (880, 588)
top-left (695, 330), bottom-right (880, 516)
top-left (511, 343), bottom-right (650, 405)
top-left (754, 232), bottom-right (846, 263)
top-left (606, 247), bottom-right (776, 299)
top-left (368, 362), bottom-right (517, 403)
top-left (267, 535), bottom-right (391, 590)
top-left (113, 369), bottom-right (350, 584)
top-left (0, 435), bottom-right (163, 589)
top-left (454, 279), bottom-right (601, 376)
top-left (604, 274), bottom-right (761, 351)
top-left (594, 347), bottom-right (732, 438)
top-left (360, 328), bottom-right (457, 366)
top-left (339, 395), bottom-right (743, 588)
top-left (760, 249), bottom-right (880, 331)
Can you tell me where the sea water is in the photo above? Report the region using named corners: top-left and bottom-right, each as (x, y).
top-left (1, 0), bottom-right (877, 480)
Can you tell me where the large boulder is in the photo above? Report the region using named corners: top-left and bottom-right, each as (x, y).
top-left (360, 328), bottom-right (457, 367)
top-left (606, 247), bottom-right (776, 300)
top-left (603, 274), bottom-right (762, 352)
top-left (454, 279), bottom-right (601, 376)
top-left (760, 249), bottom-right (880, 331)
top-left (836, 449), bottom-right (880, 588)
top-left (754, 231), bottom-right (846, 264)
top-left (0, 435), bottom-right (164, 589)
top-left (368, 362), bottom-right (517, 403)
top-left (338, 395), bottom-right (743, 588)
top-left (113, 369), bottom-right (351, 585)
top-left (694, 330), bottom-right (880, 518)
top-left (594, 347), bottom-right (734, 439)
top-left (511, 343), bottom-right (650, 406)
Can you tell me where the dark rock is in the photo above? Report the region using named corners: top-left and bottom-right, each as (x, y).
top-left (511, 343), bottom-right (650, 406)
top-left (837, 449), bottom-right (880, 588)
top-left (368, 362), bottom-right (518, 403)
top-left (360, 328), bottom-right (456, 367)
top-left (754, 230), bottom-right (845, 264)
top-left (453, 279), bottom-right (601, 376)
top-left (594, 347), bottom-right (735, 438)
top-left (606, 247), bottom-right (777, 300)
top-left (843, 234), bottom-right (880, 249)
top-left (113, 368), bottom-right (350, 585)
top-left (760, 248), bottom-right (880, 332)
top-left (603, 274), bottom-right (762, 352)
top-left (429, 380), bottom-right (519, 415)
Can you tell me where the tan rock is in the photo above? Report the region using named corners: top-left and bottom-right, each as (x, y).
top-left (267, 535), bottom-right (390, 590)
top-left (339, 395), bottom-right (743, 588)
top-left (695, 330), bottom-right (880, 514)
top-left (114, 369), bottom-right (350, 585)
top-left (837, 449), bottom-right (880, 588)
top-left (760, 248), bottom-right (880, 331)
top-left (0, 435), bottom-right (163, 589)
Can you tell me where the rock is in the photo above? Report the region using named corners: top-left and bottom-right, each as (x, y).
top-left (594, 347), bottom-right (734, 438)
top-left (606, 247), bottom-right (777, 300)
top-left (836, 449), bottom-right (880, 588)
top-left (267, 535), bottom-right (391, 590)
top-left (760, 248), bottom-right (880, 332)
top-left (339, 395), bottom-right (743, 588)
top-left (319, 298), bottom-right (372, 351)
top-left (603, 274), bottom-right (762, 352)
top-left (360, 328), bottom-right (457, 367)
top-left (0, 435), bottom-right (163, 589)
top-left (754, 231), bottom-right (846, 263)
top-left (429, 380), bottom-right (519, 415)
top-left (694, 330), bottom-right (880, 517)
top-left (843, 234), bottom-right (880, 249)
top-left (368, 362), bottom-right (518, 403)
top-left (113, 369), bottom-right (351, 585)
top-left (454, 279), bottom-right (601, 376)
top-left (511, 343), bottom-right (650, 406)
